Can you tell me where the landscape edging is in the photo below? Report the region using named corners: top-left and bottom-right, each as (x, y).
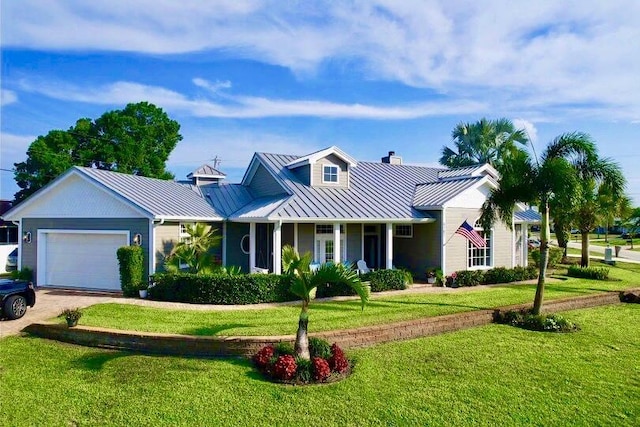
top-left (23, 288), bottom-right (638, 358)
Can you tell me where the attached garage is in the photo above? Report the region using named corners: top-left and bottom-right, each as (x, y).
top-left (38, 230), bottom-right (129, 290)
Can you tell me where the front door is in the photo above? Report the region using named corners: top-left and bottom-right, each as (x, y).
top-left (363, 235), bottom-right (379, 269)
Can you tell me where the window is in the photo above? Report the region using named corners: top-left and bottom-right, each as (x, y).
top-left (394, 224), bottom-right (413, 238)
top-left (322, 165), bottom-right (339, 183)
top-left (467, 220), bottom-right (492, 268)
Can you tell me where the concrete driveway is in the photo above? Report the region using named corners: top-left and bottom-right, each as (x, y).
top-left (0, 288), bottom-right (120, 338)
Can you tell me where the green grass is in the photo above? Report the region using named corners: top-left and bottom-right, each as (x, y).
top-left (1, 304), bottom-right (638, 426)
top-left (75, 264), bottom-right (640, 336)
top-left (590, 238), bottom-right (639, 251)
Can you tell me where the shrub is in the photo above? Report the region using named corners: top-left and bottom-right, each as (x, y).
top-left (148, 272), bottom-right (297, 304)
top-left (567, 265), bottom-right (610, 280)
top-left (312, 357), bottom-right (331, 382)
top-left (530, 247), bottom-right (563, 268)
top-left (360, 269), bottom-right (407, 292)
top-left (495, 309), bottom-right (579, 332)
top-left (309, 337), bottom-right (332, 359)
top-left (328, 343), bottom-right (349, 373)
top-left (454, 270), bottom-right (484, 286)
top-left (273, 342), bottom-right (295, 356)
top-left (116, 246), bottom-right (145, 297)
top-left (295, 357), bottom-right (312, 383)
top-left (483, 267), bottom-right (515, 285)
top-left (273, 355), bottom-right (297, 381)
top-left (253, 345), bottom-right (275, 368)
top-left (10, 267), bottom-right (33, 281)
top-left (315, 281), bottom-right (357, 298)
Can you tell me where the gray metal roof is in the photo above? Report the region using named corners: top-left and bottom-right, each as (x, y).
top-left (77, 167), bottom-right (223, 219)
top-left (201, 183), bottom-right (256, 217)
top-left (437, 165), bottom-right (481, 179)
top-left (231, 153), bottom-right (439, 221)
top-left (188, 164), bottom-right (226, 178)
top-left (514, 209), bottom-right (541, 223)
top-left (413, 177), bottom-right (484, 208)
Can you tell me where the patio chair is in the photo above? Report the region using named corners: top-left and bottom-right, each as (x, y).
top-left (357, 260), bottom-right (374, 275)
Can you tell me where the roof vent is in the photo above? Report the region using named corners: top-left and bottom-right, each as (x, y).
top-left (187, 164), bottom-right (226, 187)
top-left (382, 151), bottom-right (402, 165)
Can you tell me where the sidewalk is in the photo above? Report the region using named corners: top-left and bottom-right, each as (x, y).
top-left (566, 241), bottom-right (640, 264)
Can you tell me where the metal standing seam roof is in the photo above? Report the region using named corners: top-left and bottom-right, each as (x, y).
top-left (437, 165), bottom-right (481, 179)
top-left (514, 209), bottom-right (542, 223)
top-left (231, 153), bottom-right (440, 221)
top-left (77, 167), bottom-right (223, 219)
top-left (188, 164), bottom-right (226, 178)
top-left (412, 176), bottom-right (484, 208)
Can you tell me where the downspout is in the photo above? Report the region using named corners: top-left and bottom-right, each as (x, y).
top-left (12, 221), bottom-right (21, 271)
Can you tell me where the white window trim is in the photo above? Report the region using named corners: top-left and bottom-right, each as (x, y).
top-left (466, 222), bottom-right (493, 270)
top-left (321, 164), bottom-right (339, 184)
top-left (313, 224), bottom-right (346, 264)
top-left (394, 224), bottom-right (413, 238)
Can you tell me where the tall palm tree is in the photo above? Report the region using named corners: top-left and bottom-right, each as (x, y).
top-left (440, 118), bottom-right (528, 170)
top-left (480, 132), bottom-right (597, 314)
top-left (281, 245), bottom-right (369, 360)
top-left (596, 183), bottom-right (631, 244)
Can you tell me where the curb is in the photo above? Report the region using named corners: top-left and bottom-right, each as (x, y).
top-left (23, 288), bottom-right (639, 358)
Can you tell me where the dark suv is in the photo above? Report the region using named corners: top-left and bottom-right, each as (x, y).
top-left (0, 279), bottom-right (36, 320)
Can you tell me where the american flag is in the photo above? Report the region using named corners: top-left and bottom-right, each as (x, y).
top-left (456, 220), bottom-right (487, 248)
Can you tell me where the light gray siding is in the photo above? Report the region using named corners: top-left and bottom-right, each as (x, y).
top-left (346, 223), bottom-right (361, 263)
top-left (21, 217), bottom-right (150, 286)
top-left (393, 222), bottom-right (440, 279)
top-left (290, 165), bottom-right (311, 186)
top-left (249, 164), bottom-right (287, 197)
top-left (154, 221), bottom-right (222, 272)
top-left (226, 222), bottom-right (250, 272)
top-left (298, 223), bottom-right (314, 255)
top-left (312, 154), bottom-right (349, 188)
top-left (444, 208), bottom-right (513, 274)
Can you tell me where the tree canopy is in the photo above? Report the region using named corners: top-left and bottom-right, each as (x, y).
top-left (439, 118), bottom-right (528, 170)
top-left (13, 102), bottom-right (182, 203)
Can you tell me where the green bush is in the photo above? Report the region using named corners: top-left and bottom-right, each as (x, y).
top-left (360, 269), bottom-right (407, 292)
top-left (483, 267), bottom-right (515, 284)
top-left (148, 272), bottom-right (297, 304)
top-left (315, 281), bottom-right (357, 298)
top-left (309, 337), bottom-right (332, 359)
top-left (530, 247), bottom-right (563, 268)
top-left (494, 309), bottom-right (579, 332)
top-left (273, 342), bottom-right (295, 356)
top-left (454, 270), bottom-right (485, 286)
top-left (116, 246), bottom-right (145, 297)
top-left (567, 265), bottom-right (610, 280)
top-left (10, 267), bottom-right (33, 281)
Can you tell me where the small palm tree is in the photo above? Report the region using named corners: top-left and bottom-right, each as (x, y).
top-left (281, 245), bottom-right (369, 360)
top-left (480, 132), bottom-right (597, 314)
top-left (165, 223), bottom-right (221, 274)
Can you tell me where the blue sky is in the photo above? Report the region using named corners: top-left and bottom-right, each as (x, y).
top-left (1, 1), bottom-right (639, 204)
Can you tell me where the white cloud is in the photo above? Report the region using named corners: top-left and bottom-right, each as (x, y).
top-left (18, 78), bottom-right (487, 120)
top-left (192, 78), bottom-right (232, 93)
top-left (0, 132), bottom-right (35, 170)
top-left (3, 1), bottom-right (640, 120)
top-left (512, 119), bottom-right (538, 142)
top-left (1, 89), bottom-right (17, 106)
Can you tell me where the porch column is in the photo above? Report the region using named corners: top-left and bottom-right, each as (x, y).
top-left (273, 221), bottom-right (282, 274)
top-left (294, 223), bottom-right (299, 251)
top-left (523, 223), bottom-right (529, 266)
top-left (385, 222), bottom-right (393, 269)
top-left (221, 221), bottom-right (227, 267)
top-left (334, 222), bottom-right (341, 264)
top-left (249, 222), bottom-right (256, 272)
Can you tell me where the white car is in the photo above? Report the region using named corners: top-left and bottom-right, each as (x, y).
top-left (528, 238), bottom-right (541, 249)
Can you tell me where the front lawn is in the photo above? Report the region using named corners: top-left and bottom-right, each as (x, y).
top-left (74, 264), bottom-right (640, 336)
top-left (590, 238), bottom-right (639, 251)
top-left (1, 304), bottom-right (638, 426)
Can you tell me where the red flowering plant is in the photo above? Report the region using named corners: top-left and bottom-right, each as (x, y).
top-left (328, 343), bottom-right (349, 373)
top-left (253, 345), bottom-right (275, 369)
top-left (273, 355), bottom-right (298, 381)
top-left (312, 357), bottom-right (331, 381)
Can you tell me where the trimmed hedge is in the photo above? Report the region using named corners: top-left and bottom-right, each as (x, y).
top-left (117, 246), bottom-right (145, 297)
top-left (360, 269), bottom-right (408, 292)
top-left (450, 265), bottom-right (538, 288)
top-left (530, 247), bottom-right (563, 268)
top-left (148, 272), bottom-right (297, 304)
top-left (567, 265), bottom-right (610, 280)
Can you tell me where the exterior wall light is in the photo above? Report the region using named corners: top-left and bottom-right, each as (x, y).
top-left (133, 233), bottom-right (143, 246)
top-left (23, 231), bottom-right (32, 244)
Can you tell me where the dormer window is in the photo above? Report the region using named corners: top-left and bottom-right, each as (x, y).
top-left (322, 165), bottom-right (339, 183)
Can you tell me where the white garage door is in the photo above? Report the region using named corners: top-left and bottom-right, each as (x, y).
top-left (42, 232), bottom-right (128, 290)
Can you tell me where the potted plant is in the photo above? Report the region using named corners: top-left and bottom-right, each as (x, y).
top-left (426, 268), bottom-right (436, 284)
top-left (434, 269), bottom-right (445, 287)
top-left (138, 283), bottom-right (149, 299)
top-left (61, 308), bottom-right (82, 327)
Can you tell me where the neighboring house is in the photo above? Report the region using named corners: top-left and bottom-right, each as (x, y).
top-left (1, 146), bottom-right (539, 291)
top-left (0, 200), bottom-right (19, 273)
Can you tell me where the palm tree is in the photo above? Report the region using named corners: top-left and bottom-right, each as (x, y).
top-left (440, 118), bottom-right (528, 170)
top-left (596, 184), bottom-right (631, 244)
top-left (480, 132), bottom-right (597, 315)
top-left (281, 245), bottom-right (369, 360)
top-left (165, 223), bottom-right (221, 274)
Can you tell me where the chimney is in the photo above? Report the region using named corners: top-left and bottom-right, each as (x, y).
top-left (381, 151), bottom-right (402, 165)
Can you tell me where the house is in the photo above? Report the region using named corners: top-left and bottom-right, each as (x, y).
top-left (1, 146), bottom-right (538, 291)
